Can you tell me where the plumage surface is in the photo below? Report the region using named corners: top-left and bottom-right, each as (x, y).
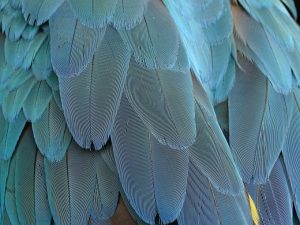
top-left (125, 59), bottom-right (196, 149)
top-left (59, 27), bottom-right (130, 149)
top-left (0, 0), bottom-right (300, 225)
top-left (229, 55), bottom-right (293, 183)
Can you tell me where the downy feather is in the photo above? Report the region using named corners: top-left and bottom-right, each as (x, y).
top-left (49, 2), bottom-right (106, 77)
top-left (59, 26), bottom-right (130, 149)
top-left (125, 59), bottom-right (196, 149)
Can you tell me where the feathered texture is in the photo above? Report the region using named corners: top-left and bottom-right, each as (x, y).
top-left (59, 26), bottom-right (130, 149)
top-left (32, 99), bottom-right (72, 162)
top-left (23, 80), bottom-right (52, 122)
top-left (232, 4), bottom-right (293, 93)
top-left (119, 0), bottom-right (179, 70)
top-left (190, 79), bottom-right (243, 195)
top-left (21, 0), bottom-right (64, 25)
top-left (282, 87), bottom-right (300, 219)
top-left (229, 54), bottom-right (293, 184)
top-left (1, 1), bottom-right (300, 225)
top-left (112, 95), bottom-right (189, 224)
top-left (49, 2), bottom-right (106, 77)
top-left (247, 158), bottom-right (293, 225)
top-left (0, 109), bottom-right (26, 160)
top-left (125, 59), bottom-right (196, 149)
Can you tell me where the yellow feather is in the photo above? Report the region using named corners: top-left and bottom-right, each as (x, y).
top-left (248, 193), bottom-right (259, 225)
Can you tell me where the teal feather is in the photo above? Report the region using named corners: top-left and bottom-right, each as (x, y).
top-left (14, 126), bottom-right (37, 225)
top-left (23, 80), bottom-right (52, 122)
top-left (2, 70), bottom-right (31, 92)
top-left (59, 26), bottom-right (130, 149)
top-left (247, 158), bottom-right (293, 225)
top-left (112, 0), bottom-right (149, 30)
top-left (190, 80), bottom-right (243, 195)
top-left (45, 73), bottom-right (58, 91)
top-left (0, 110), bottom-right (26, 160)
top-left (0, 159), bottom-right (9, 223)
top-left (49, 2), bottom-right (106, 77)
top-left (4, 33), bottom-right (47, 70)
top-left (34, 151), bottom-right (52, 225)
top-left (229, 55), bottom-right (293, 184)
top-left (2, 76), bottom-right (36, 122)
top-left (119, 0), bottom-right (179, 70)
top-left (112, 95), bottom-right (188, 224)
top-left (32, 99), bottom-right (72, 162)
top-left (44, 140), bottom-right (96, 225)
top-left (32, 38), bottom-right (52, 80)
top-left (68, 0), bottom-right (118, 28)
top-left (233, 4), bottom-right (293, 94)
top-left (282, 87), bottom-right (300, 219)
top-left (125, 59), bottom-right (196, 149)
top-left (5, 150), bottom-right (20, 225)
top-left (21, 0), bottom-right (64, 25)
top-left (21, 25), bottom-right (38, 40)
top-left (92, 153), bottom-right (119, 219)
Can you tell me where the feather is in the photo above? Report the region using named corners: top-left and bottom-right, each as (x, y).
top-left (2, 69), bottom-right (32, 92)
top-left (112, 95), bottom-right (188, 224)
top-left (3, 209), bottom-right (12, 225)
top-left (282, 87), bottom-right (300, 219)
top-left (32, 99), bottom-right (71, 162)
top-left (229, 55), bottom-right (293, 183)
top-left (32, 38), bottom-right (52, 80)
top-left (45, 140), bottom-right (96, 225)
top-left (21, 25), bottom-right (38, 40)
top-left (178, 159), bottom-right (252, 225)
top-left (212, 55), bottom-right (236, 104)
top-left (247, 159), bottom-right (293, 225)
top-left (68, 0), bottom-right (118, 28)
top-left (46, 73), bottom-right (59, 91)
top-left (125, 59), bottom-right (196, 149)
top-left (190, 85), bottom-right (243, 195)
top-left (5, 153), bottom-right (20, 225)
top-left (23, 80), bottom-right (52, 122)
top-left (21, 0), bottom-right (64, 25)
top-left (232, 4), bottom-right (293, 93)
top-left (91, 154), bottom-right (119, 219)
top-left (0, 110), bottom-right (26, 160)
top-left (4, 33), bottom-right (47, 70)
top-left (0, 159), bottom-right (10, 223)
top-left (59, 26), bottom-right (130, 149)
top-left (119, 0), bottom-right (179, 70)
top-left (112, 0), bottom-right (149, 30)
top-left (281, 0), bottom-right (297, 18)
top-left (4, 12), bottom-right (27, 41)
top-left (14, 126), bottom-right (37, 225)
top-left (34, 151), bottom-right (52, 225)
top-left (49, 2), bottom-right (106, 77)
top-left (2, 76), bottom-right (36, 122)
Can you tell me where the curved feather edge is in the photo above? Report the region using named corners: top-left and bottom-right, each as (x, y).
top-left (59, 26), bottom-right (130, 149)
top-left (119, 0), bottom-right (179, 70)
top-left (32, 99), bottom-right (72, 162)
top-left (229, 54), bottom-right (293, 184)
top-left (49, 2), bottom-right (106, 77)
top-left (246, 158), bottom-right (293, 225)
top-left (125, 59), bottom-right (196, 149)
